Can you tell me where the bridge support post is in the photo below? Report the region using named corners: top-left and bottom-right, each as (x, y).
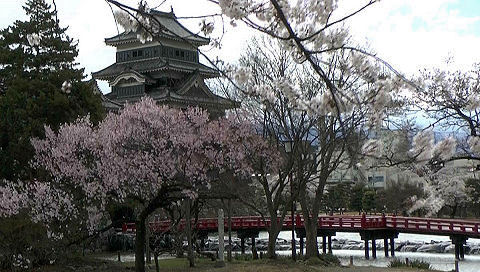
top-left (317, 230), bottom-right (336, 255)
top-left (328, 236), bottom-right (332, 254)
top-left (198, 231), bottom-right (208, 252)
top-left (455, 244), bottom-right (460, 260)
top-left (251, 236), bottom-right (258, 259)
top-left (296, 229), bottom-right (306, 256)
top-left (390, 238), bottom-right (395, 257)
top-left (240, 238), bottom-right (245, 254)
top-left (390, 237), bottom-right (395, 257)
top-left (322, 236), bottom-right (327, 254)
top-left (384, 238), bottom-right (389, 257)
top-left (451, 235), bottom-right (467, 261)
top-left (460, 244), bottom-right (465, 260)
top-left (299, 237), bottom-right (304, 256)
top-left (371, 239), bottom-right (376, 259)
top-left (360, 230), bottom-right (398, 260)
top-left (364, 240), bottom-right (369, 260)
top-left (237, 230), bottom-right (259, 256)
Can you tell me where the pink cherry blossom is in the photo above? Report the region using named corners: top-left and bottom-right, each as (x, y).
top-left (1, 97), bottom-right (278, 239)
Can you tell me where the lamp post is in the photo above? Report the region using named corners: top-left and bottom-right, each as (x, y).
top-left (284, 140), bottom-right (296, 261)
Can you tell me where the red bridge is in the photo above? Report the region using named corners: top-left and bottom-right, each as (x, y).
top-left (122, 214), bottom-right (480, 260)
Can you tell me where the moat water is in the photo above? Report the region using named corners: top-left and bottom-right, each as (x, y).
top-left (272, 231), bottom-right (480, 272)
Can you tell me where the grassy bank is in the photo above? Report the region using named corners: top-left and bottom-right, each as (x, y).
top-left (29, 254), bottom-right (438, 272)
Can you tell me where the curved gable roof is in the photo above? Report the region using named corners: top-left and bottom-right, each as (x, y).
top-left (105, 10), bottom-right (210, 47)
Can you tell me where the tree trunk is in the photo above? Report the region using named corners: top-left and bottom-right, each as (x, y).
top-left (146, 219), bottom-right (151, 264)
top-left (135, 217), bottom-right (147, 272)
top-left (186, 199), bottom-right (194, 267)
top-left (266, 225), bottom-right (282, 259)
top-left (304, 220), bottom-right (319, 258)
top-left (450, 204), bottom-right (457, 219)
top-left (154, 252), bottom-right (159, 272)
top-left (227, 199), bottom-right (232, 262)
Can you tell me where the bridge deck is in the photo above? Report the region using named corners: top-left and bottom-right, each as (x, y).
top-left (122, 215), bottom-right (480, 238)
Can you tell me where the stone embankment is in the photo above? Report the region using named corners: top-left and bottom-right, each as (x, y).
top-left (202, 237), bottom-right (480, 255)
top-left (110, 232), bottom-right (480, 255)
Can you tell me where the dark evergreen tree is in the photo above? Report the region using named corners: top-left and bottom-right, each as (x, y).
top-left (0, 0), bottom-right (104, 180)
top-left (323, 183), bottom-right (351, 214)
top-left (362, 190), bottom-right (376, 214)
top-left (465, 178), bottom-right (480, 217)
top-left (349, 183), bottom-right (365, 214)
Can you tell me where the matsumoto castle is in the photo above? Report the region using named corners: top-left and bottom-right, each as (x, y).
top-left (93, 9), bottom-right (237, 117)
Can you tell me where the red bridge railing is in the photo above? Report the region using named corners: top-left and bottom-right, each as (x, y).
top-left (386, 216), bottom-right (480, 236)
top-left (121, 215), bottom-right (480, 238)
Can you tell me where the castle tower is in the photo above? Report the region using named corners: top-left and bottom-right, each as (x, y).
top-left (92, 9), bottom-right (237, 117)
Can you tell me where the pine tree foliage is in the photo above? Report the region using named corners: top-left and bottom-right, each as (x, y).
top-left (0, 0), bottom-right (104, 180)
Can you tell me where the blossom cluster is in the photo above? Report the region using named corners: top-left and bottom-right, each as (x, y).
top-left (114, 1), bottom-right (158, 43)
top-left (409, 166), bottom-right (469, 216)
top-left (409, 131), bottom-right (457, 164)
top-left (466, 95), bottom-right (480, 111)
top-left (61, 81), bottom-right (72, 94)
top-left (410, 130), bottom-right (435, 162)
top-left (221, 1), bottom-right (409, 128)
top-left (1, 98), bottom-right (278, 237)
top-left (468, 136), bottom-right (480, 154)
top-left (0, 180), bottom-right (27, 218)
top-left (26, 33), bottom-right (41, 46)
top-left (361, 139), bottom-right (383, 157)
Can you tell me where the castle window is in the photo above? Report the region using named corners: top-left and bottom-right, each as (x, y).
top-left (133, 51), bottom-right (138, 58)
top-left (138, 50), bottom-right (143, 57)
top-left (116, 52), bottom-right (123, 62)
top-left (116, 84), bottom-right (145, 98)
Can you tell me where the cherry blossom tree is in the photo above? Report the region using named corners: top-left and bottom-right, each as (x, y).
top-left (361, 63), bottom-right (480, 217)
top-left (232, 36), bottom-right (401, 258)
top-left (403, 64), bottom-right (480, 216)
top-left (409, 165), bottom-right (470, 218)
top-left (0, 98), bottom-right (278, 272)
top-left (104, 5), bottom-right (414, 245)
top-left (105, 0), bottom-right (410, 127)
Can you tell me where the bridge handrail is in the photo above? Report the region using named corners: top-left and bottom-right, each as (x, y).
top-left (386, 216), bottom-right (480, 234)
top-left (122, 215), bottom-right (480, 236)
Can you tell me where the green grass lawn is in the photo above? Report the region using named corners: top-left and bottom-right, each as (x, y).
top-left (28, 253), bottom-right (438, 272)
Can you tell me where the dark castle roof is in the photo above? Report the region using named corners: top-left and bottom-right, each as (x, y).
top-left (92, 57), bottom-right (219, 80)
top-left (105, 10), bottom-right (210, 46)
top-left (103, 71), bottom-right (238, 111)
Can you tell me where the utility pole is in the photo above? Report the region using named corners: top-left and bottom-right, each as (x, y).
top-left (285, 140), bottom-right (296, 261)
top-left (216, 209), bottom-right (225, 267)
top-left (290, 170), bottom-right (296, 261)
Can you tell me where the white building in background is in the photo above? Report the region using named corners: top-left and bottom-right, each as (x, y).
top-left (325, 165), bottom-right (424, 190)
top-left (325, 155), bottom-right (480, 191)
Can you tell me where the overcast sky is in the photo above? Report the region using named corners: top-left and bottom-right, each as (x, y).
top-left (1, 0), bottom-right (479, 94)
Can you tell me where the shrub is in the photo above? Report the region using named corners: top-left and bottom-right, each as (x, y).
top-left (303, 254), bottom-right (340, 266)
top-left (106, 233), bottom-right (135, 252)
top-left (233, 253), bottom-right (253, 261)
top-left (0, 215), bottom-right (59, 270)
top-left (388, 258), bottom-right (431, 270)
